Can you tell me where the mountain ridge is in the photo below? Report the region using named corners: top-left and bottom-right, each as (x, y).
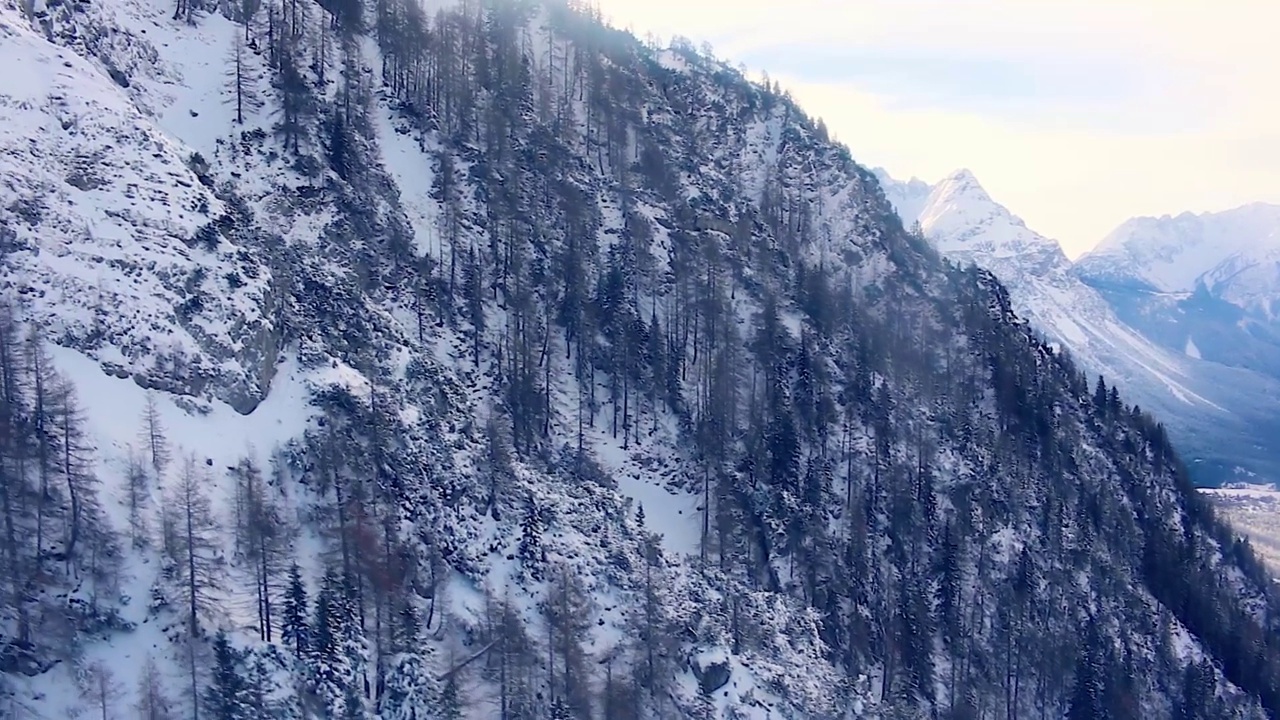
top-left (878, 166), bottom-right (1280, 486)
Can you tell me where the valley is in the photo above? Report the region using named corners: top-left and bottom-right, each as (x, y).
top-left (1205, 485), bottom-right (1280, 576)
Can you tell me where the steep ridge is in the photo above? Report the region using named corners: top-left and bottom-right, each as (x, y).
top-left (879, 169), bottom-right (1280, 485)
top-left (2, 1), bottom-right (1280, 719)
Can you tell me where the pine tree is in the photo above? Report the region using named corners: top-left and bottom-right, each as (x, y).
top-left (79, 660), bottom-right (123, 720)
top-left (234, 453), bottom-right (292, 642)
top-left (164, 455), bottom-right (224, 720)
top-left (342, 682), bottom-right (366, 719)
top-left (517, 500), bottom-right (545, 582)
top-left (381, 651), bottom-right (441, 720)
top-left (57, 380), bottom-right (100, 572)
top-left (140, 392), bottom-right (170, 480)
top-left (309, 568), bottom-right (366, 717)
top-left (545, 565), bottom-right (594, 717)
top-left (1067, 627), bottom-right (1108, 720)
top-left (165, 456), bottom-right (223, 632)
top-left (438, 673), bottom-right (463, 720)
top-left (226, 32), bottom-right (261, 125)
top-left (124, 449), bottom-right (151, 549)
top-left (282, 562), bottom-right (310, 658)
top-left (205, 630), bottom-right (248, 720)
top-left (242, 652), bottom-right (275, 720)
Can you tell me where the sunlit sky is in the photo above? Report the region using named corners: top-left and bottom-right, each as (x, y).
top-left (593, 0), bottom-right (1280, 258)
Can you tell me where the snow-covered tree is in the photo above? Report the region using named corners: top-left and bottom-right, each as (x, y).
top-left (205, 630), bottom-right (248, 720)
top-left (136, 654), bottom-right (176, 720)
top-left (282, 563), bottom-right (310, 659)
top-left (78, 660), bottom-right (123, 720)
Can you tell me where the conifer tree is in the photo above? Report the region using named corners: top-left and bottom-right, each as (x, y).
top-left (381, 651), bottom-right (441, 720)
top-left (226, 32), bottom-right (261, 125)
top-left (282, 562), bottom-right (310, 658)
top-left (124, 449), bottom-right (151, 549)
top-left (79, 660), bottom-right (123, 720)
top-left (205, 630), bottom-right (248, 720)
top-left (438, 673), bottom-right (463, 720)
top-left (517, 500), bottom-right (545, 582)
top-left (140, 392), bottom-right (170, 480)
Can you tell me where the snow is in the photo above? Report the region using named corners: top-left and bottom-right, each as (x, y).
top-left (1185, 335), bottom-right (1202, 359)
top-left (373, 85), bottom-right (444, 258)
top-left (1052, 312), bottom-right (1089, 345)
top-left (16, 342), bottom-right (318, 717)
top-left (49, 344), bottom-right (314, 466)
top-left (1080, 202), bottom-right (1280, 296)
top-left (0, 0), bottom-right (287, 412)
top-left (9, 0), bottom-right (1263, 713)
top-left (312, 359), bottom-right (373, 401)
top-left (144, 14), bottom-right (245, 158)
top-left (878, 167), bottom-right (1220, 411)
top-left (655, 48), bottom-right (690, 73)
top-left (1203, 483), bottom-right (1280, 500)
top-left (908, 168), bottom-right (1065, 263)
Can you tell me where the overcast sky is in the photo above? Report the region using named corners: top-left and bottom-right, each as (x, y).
top-left (592, 0), bottom-right (1280, 258)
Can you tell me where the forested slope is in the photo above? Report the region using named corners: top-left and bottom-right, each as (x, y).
top-left (2, 0), bottom-right (1279, 717)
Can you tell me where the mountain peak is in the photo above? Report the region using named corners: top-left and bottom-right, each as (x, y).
top-left (1078, 202), bottom-right (1280, 294)
top-left (932, 168), bottom-right (992, 202)
top-left (944, 167), bottom-right (980, 184)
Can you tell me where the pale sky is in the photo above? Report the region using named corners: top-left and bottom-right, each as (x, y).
top-left (593, 0), bottom-right (1280, 258)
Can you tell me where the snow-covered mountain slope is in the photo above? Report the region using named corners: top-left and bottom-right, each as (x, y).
top-left (0, 3), bottom-right (281, 413)
top-left (5, 0), bottom-right (1280, 717)
top-left (1077, 203), bottom-right (1280, 301)
top-left (1075, 205), bottom-right (1280, 373)
top-left (877, 169), bottom-right (1280, 485)
top-left (1074, 204), bottom-right (1280, 481)
top-left (876, 168), bottom-right (1200, 397)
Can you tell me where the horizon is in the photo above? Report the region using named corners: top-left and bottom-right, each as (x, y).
top-left (593, 0), bottom-right (1280, 260)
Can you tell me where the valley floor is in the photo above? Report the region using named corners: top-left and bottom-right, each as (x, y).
top-left (1204, 485), bottom-right (1280, 576)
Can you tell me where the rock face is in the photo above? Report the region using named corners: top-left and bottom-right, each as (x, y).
top-left (691, 651), bottom-right (732, 695)
top-left (0, 14), bottom-right (286, 413)
top-left (878, 169), bottom-right (1280, 485)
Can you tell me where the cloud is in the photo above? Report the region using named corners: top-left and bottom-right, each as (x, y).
top-left (595, 0), bottom-right (1280, 258)
top-left (733, 46), bottom-right (1162, 130)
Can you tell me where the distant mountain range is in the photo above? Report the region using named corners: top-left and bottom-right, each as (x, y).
top-left (877, 169), bottom-right (1280, 485)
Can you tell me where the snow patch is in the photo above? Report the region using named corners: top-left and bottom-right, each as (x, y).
top-left (1185, 335), bottom-right (1202, 359)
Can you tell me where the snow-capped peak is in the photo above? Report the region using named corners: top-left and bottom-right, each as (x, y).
top-left (1075, 202), bottom-right (1280, 305)
top-left (879, 168), bottom-right (1066, 267)
top-left (878, 165), bottom-right (1221, 415)
top-left (936, 167), bottom-right (983, 194)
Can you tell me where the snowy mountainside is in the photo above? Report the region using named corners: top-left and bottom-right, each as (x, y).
top-left (876, 168), bottom-right (1148, 358)
top-left (1075, 204), bottom-right (1280, 378)
top-left (878, 168), bottom-right (1280, 485)
top-left (1076, 203), bottom-right (1280, 481)
top-left (885, 169), bottom-right (1063, 267)
top-left (4, 0), bottom-right (1280, 719)
top-left (0, 5), bottom-right (281, 413)
top-left (1077, 203), bottom-right (1280, 300)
